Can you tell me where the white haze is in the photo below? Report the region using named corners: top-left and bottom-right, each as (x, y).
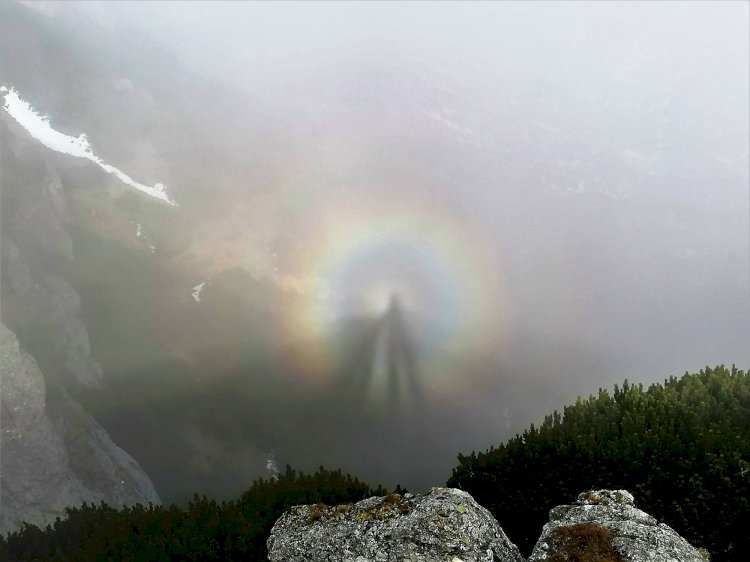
top-left (26, 0), bottom-right (750, 414)
top-left (4, 0), bottom-right (748, 493)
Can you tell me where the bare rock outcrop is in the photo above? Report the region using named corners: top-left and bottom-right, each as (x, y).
top-left (1, 237), bottom-right (103, 391)
top-left (268, 488), bottom-right (708, 562)
top-left (1, 117), bottom-right (102, 392)
top-left (0, 322), bottom-right (160, 534)
top-left (1, 118), bottom-right (160, 534)
top-left (528, 489), bottom-right (706, 562)
top-left (267, 487), bottom-right (524, 562)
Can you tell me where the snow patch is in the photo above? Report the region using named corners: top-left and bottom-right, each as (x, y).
top-left (266, 453), bottom-right (280, 481)
top-left (2, 86), bottom-right (176, 205)
top-left (191, 282), bottom-right (207, 303)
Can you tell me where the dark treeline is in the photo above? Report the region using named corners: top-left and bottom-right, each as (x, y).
top-left (449, 364), bottom-right (750, 560)
top-left (2, 365), bottom-right (748, 561)
top-left (0, 467), bottom-right (387, 562)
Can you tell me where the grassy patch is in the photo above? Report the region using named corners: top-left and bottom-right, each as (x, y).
top-left (546, 523), bottom-right (624, 562)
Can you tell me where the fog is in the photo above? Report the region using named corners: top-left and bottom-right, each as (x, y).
top-left (2, 1), bottom-right (748, 500)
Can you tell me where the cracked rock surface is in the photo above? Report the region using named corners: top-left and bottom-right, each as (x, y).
top-left (267, 487), bottom-right (524, 562)
top-left (528, 489), bottom-right (705, 562)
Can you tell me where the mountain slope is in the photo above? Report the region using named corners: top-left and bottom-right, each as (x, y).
top-left (0, 110), bottom-right (160, 532)
top-left (0, 322), bottom-right (159, 534)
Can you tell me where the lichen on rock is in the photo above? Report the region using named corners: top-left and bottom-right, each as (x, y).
top-left (528, 489), bottom-right (706, 562)
top-left (267, 487), bottom-right (524, 562)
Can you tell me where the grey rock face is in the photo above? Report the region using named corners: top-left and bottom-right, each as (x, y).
top-left (1, 113), bottom-right (160, 534)
top-left (267, 487), bottom-right (524, 562)
top-left (2, 236), bottom-right (103, 392)
top-left (528, 489), bottom-right (705, 562)
top-left (1, 117), bottom-right (101, 392)
top-left (0, 323), bottom-right (160, 534)
top-left (0, 322), bottom-right (90, 532)
top-left (1, 114), bottom-right (73, 263)
top-left (4, 156), bottom-right (74, 263)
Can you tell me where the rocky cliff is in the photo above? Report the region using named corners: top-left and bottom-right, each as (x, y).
top-left (0, 323), bottom-right (159, 533)
top-left (267, 488), bottom-right (707, 562)
top-left (0, 114), bottom-right (160, 534)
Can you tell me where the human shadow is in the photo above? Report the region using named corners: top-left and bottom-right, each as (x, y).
top-left (333, 294), bottom-right (423, 418)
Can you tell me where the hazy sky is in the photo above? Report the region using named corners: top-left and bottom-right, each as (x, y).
top-left (15, 0), bottom-right (750, 388)
top-left (87, 2), bottom-right (748, 92)
top-left (5, 0), bottom-right (749, 492)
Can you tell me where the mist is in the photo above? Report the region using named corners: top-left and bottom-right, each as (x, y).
top-left (1, 0), bottom-right (748, 501)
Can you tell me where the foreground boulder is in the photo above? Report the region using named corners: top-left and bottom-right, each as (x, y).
top-left (267, 487), bottom-right (524, 562)
top-left (528, 489), bottom-right (706, 562)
